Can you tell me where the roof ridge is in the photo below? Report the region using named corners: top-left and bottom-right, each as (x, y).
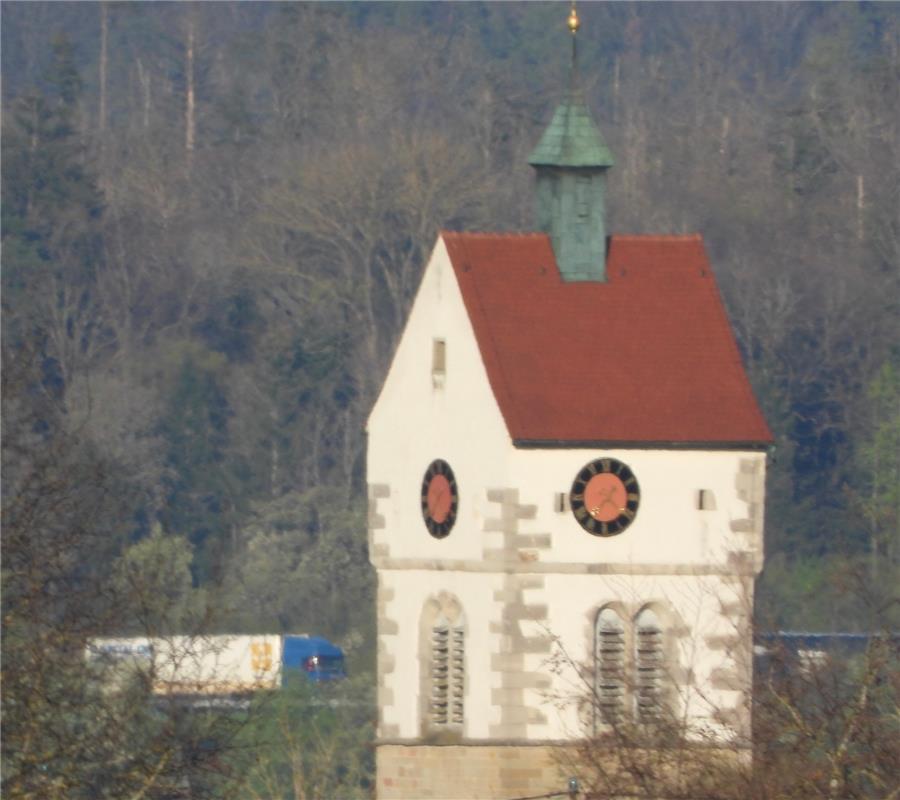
top-left (441, 230), bottom-right (547, 239)
top-left (442, 230), bottom-right (705, 242)
top-left (611, 233), bottom-right (704, 242)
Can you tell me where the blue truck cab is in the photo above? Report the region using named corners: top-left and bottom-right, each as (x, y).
top-left (282, 635), bottom-right (346, 683)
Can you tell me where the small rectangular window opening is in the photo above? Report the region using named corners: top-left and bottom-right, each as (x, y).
top-left (432, 338), bottom-right (446, 387)
top-left (576, 175), bottom-right (591, 218)
top-left (555, 492), bottom-right (569, 513)
top-left (697, 489), bottom-right (716, 511)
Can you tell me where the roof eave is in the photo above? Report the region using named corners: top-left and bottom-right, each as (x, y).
top-left (512, 438), bottom-right (773, 451)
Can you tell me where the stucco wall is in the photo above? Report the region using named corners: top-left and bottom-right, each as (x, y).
top-left (368, 237), bottom-right (510, 567)
top-left (372, 448), bottom-right (765, 571)
top-left (378, 569), bottom-right (505, 740)
top-left (368, 235), bottom-right (765, 797)
top-left (377, 568), bottom-right (753, 742)
top-left (507, 448), bottom-right (765, 570)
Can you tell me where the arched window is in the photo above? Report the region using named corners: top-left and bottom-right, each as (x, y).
top-left (634, 607), bottom-right (664, 722)
top-left (421, 596), bottom-right (465, 730)
top-left (595, 607), bottom-right (626, 724)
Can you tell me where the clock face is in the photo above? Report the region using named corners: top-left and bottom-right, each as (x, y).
top-left (570, 458), bottom-right (640, 536)
top-left (421, 459), bottom-right (458, 538)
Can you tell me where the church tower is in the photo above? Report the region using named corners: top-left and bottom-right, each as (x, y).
top-left (368, 8), bottom-right (771, 799)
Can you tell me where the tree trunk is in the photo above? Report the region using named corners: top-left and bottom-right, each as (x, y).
top-left (99, 2), bottom-right (108, 136)
top-left (719, 114), bottom-right (730, 161)
top-left (857, 174), bottom-right (865, 243)
top-left (136, 57), bottom-right (151, 129)
top-left (185, 12), bottom-right (196, 168)
top-left (612, 56), bottom-right (620, 124)
top-left (270, 408), bottom-right (279, 497)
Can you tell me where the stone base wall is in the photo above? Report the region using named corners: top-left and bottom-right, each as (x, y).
top-left (376, 743), bottom-right (569, 800)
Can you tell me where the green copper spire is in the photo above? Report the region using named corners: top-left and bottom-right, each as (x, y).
top-left (527, 96), bottom-right (614, 168)
top-left (529, 4), bottom-right (614, 282)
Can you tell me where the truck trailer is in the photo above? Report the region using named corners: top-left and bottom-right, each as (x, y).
top-left (87, 634), bottom-right (346, 696)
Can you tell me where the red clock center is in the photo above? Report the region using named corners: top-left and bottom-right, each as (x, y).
top-left (583, 473), bottom-right (627, 523)
top-left (427, 474), bottom-right (453, 523)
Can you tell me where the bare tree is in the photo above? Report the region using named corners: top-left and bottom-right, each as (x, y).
top-left (550, 585), bottom-right (899, 800)
top-left (0, 348), bottom-right (241, 800)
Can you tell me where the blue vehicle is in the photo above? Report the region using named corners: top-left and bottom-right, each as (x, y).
top-left (282, 635), bottom-right (346, 683)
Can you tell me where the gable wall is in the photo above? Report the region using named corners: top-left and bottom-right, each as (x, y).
top-left (368, 237), bottom-right (511, 565)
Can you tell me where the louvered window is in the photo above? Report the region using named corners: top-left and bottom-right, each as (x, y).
top-left (450, 627), bottom-right (465, 724)
top-left (596, 608), bottom-right (625, 724)
top-left (431, 622), bottom-right (464, 725)
top-left (635, 608), bottom-right (663, 722)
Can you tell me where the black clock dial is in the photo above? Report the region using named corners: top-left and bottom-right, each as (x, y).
top-left (570, 458), bottom-right (640, 537)
top-left (421, 459), bottom-right (459, 538)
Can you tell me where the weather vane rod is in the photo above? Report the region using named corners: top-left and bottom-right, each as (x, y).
top-left (567, 2), bottom-right (580, 87)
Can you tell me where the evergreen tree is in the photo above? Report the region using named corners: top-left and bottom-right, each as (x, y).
top-left (2, 34), bottom-right (104, 387)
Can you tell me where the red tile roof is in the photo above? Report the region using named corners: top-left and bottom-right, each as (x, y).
top-left (442, 231), bottom-right (772, 447)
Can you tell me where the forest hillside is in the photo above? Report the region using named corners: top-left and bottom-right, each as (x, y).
top-left (3, 3), bottom-right (898, 797)
top-left (3, 1), bottom-right (898, 659)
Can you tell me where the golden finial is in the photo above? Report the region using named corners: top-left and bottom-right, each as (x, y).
top-left (567, 2), bottom-right (580, 35)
